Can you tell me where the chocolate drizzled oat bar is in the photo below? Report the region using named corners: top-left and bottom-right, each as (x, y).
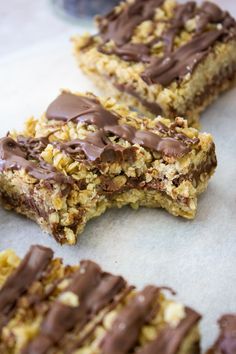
top-left (0, 244), bottom-right (201, 353)
top-left (206, 314), bottom-right (236, 354)
top-left (0, 91), bottom-right (216, 244)
top-left (73, 0), bottom-right (236, 126)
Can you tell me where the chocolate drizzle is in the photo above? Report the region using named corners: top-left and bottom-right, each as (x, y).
top-left (97, 0), bottom-right (165, 46)
top-left (56, 131), bottom-right (137, 163)
top-left (142, 29), bottom-right (225, 86)
top-left (100, 286), bottom-right (160, 354)
top-left (207, 314), bottom-right (236, 354)
top-left (97, 0), bottom-right (236, 87)
top-left (0, 245), bottom-right (53, 331)
top-left (0, 137), bottom-right (72, 184)
top-left (0, 246), bottom-right (202, 353)
top-left (64, 285), bottom-right (134, 353)
top-left (136, 307), bottom-right (201, 354)
top-left (23, 260), bottom-right (126, 354)
top-left (46, 92), bottom-right (118, 126)
top-left (0, 93), bottom-right (199, 182)
top-left (99, 42), bottom-right (152, 63)
top-left (162, 2), bottom-right (197, 53)
top-left (46, 92), bottom-right (197, 159)
top-left (17, 136), bottom-right (49, 160)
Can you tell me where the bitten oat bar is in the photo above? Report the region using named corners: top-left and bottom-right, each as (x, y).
top-left (73, 0), bottom-right (236, 126)
top-left (206, 314), bottom-right (236, 354)
top-left (0, 244), bottom-right (201, 353)
top-left (0, 91), bottom-right (216, 244)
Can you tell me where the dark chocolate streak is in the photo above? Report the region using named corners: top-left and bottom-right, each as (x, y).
top-left (98, 1), bottom-right (236, 86)
top-left (105, 42), bottom-right (151, 63)
top-left (65, 286), bottom-right (134, 353)
top-left (0, 246), bottom-right (201, 354)
top-left (97, 0), bottom-right (165, 46)
top-left (206, 314), bottom-right (236, 354)
top-left (0, 136), bottom-right (72, 184)
top-left (55, 130), bottom-right (137, 163)
top-left (0, 245), bottom-right (53, 332)
top-left (136, 307), bottom-right (201, 354)
top-left (23, 260), bottom-right (126, 354)
top-left (0, 93), bottom-right (198, 181)
top-left (100, 286), bottom-right (160, 354)
top-left (46, 92), bottom-right (197, 159)
top-left (141, 29), bottom-right (225, 86)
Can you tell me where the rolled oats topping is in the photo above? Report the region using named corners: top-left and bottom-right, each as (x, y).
top-left (0, 91), bottom-right (216, 244)
top-left (73, 0), bottom-right (236, 125)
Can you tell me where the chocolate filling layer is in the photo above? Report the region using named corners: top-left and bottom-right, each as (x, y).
top-left (113, 63), bottom-right (236, 118)
top-left (100, 146), bottom-right (217, 196)
top-left (0, 145), bottom-right (216, 245)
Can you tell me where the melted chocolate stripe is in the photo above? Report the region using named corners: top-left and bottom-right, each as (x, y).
top-left (100, 43), bottom-right (151, 63)
top-left (65, 286), bottom-right (134, 353)
top-left (142, 29), bottom-right (225, 86)
top-left (100, 286), bottom-right (160, 354)
top-left (99, 2), bottom-right (198, 61)
top-left (136, 307), bottom-right (201, 354)
top-left (0, 92), bottom-right (198, 183)
top-left (0, 137), bottom-right (72, 184)
top-left (98, 0), bottom-right (165, 46)
top-left (46, 92), bottom-right (118, 127)
top-left (163, 2), bottom-right (197, 53)
top-left (0, 245), bottom-right (53, 331)
top-left (46, 92), bottom-right (196, 159)
top-left (23, 261), bottom-right (126, 354)
top-left (98, 0), bottom-right (236, 87)
top-left (56, 131), bottom-right (137, 163)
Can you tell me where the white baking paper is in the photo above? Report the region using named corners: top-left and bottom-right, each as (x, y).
top-left (0, 24), bottom-right (235, 352)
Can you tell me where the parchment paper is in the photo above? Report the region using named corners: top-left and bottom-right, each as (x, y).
top-left (0, 25), bottom-right (235, 351)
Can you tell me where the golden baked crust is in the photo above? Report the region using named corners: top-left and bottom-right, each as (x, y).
top-left (0, 91), bottom-right (216, 244)
top-left (73, 0), bottom-right (236, 126)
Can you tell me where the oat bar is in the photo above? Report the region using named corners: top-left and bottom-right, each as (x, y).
top-left (206, 314), bottom-right (236, 354)
top-left (73, 0), bottom-right (236, 126)
top-left (0, 244), bottom-right (201, 353)
top-left (0, 91), bottom-right (216, 244)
